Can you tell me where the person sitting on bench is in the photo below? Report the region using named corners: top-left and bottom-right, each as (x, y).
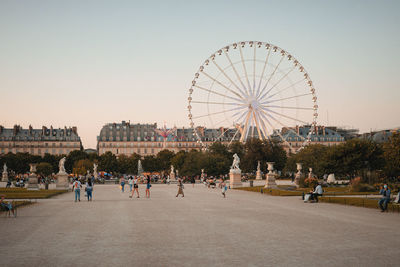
top-left (311, 183), bottom-right (323, 203)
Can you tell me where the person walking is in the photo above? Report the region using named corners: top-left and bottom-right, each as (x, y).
top-left (128, 176), bottom-right (133, 192)
top-left (72, 178), bottom-right (82, 202)
top-left (120, 177), bottom-right (126, 193)
top-left (191, 176), bottom-right (195, 188)
top-left (176, 178), bottom-right (184, 197)
top-left (219, 179), bottom-right (227, 198)
top-left (145, 175), bottom-right (151, 198)
top-left (167, 175), bottom-right (170, 185)
top-left (130, 176), bottom-right (140, 198)
top-left (86, 180), bottom-right (93, 201)
top-left (379, 184), bottom-right (391, 212)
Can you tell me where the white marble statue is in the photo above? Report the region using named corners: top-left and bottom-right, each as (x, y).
top-left (93, 163), bottom-right (98, 174)
top-left (3, 163), bottom-right (7, 173)
top-left (58, 157), bottom-right (66, 174)
top-left (257, 161), bottom-right (261, 172)
top-left (171, 165), bottom-right (174, 173)
top-left (231, 153), bottom-right (240, 170)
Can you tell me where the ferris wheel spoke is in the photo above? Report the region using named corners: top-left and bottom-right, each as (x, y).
top-left (211, 59), bottom-right (248, 98)
top-left (239, 111), bottom-right (252, 142)
top-left (233, 109), bottom-right (249, 122)
top-left (256, 48), bottom-right (271, 97)
top-left (223, 50), bottom-right (249, 96)
top-left (263, 105), bottom-right (314, 110)
top-left (258, 110), bottom-right (287, 143)
top-left (264, 78), bottom-right (307, 101)
top-left (258, 110), bottom-right (292, 146)
top-left (191, 101), bottom-right (243, 106)
top-left (259, 65), bottom-right (296, 100)
top-left (261, 106), bottom-right (308, 125)
top-left (202, 71), bottom-right (245, 100)
top-left (228, 128), bottom-right (240, 146)
top-left (257, 55), bottom-right (284, 99)
top-left (253, 45), bottom-right (256, 95)
top-left (239, 45), bottom-right (252, 94)
top-left (252, 110), bottom-right (263, 140)
top-left (262, 93), bottom-right (312, 105)
top-left (259, 108), bottom-right (306, 142)
top-left (256, 110), bottom-right (273, 140)
top-left (192, 106), bottom-right (244, 120)
top-left (193, 85), bottom-right (243, 103)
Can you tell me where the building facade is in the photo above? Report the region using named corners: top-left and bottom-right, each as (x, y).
top-left (280, 125), bottom-right (345, 153)
top-left (97, 121), bottom-right (347, 156)
top-left (97, 121), bottom-right (238, 156)
top-left (0, 125), bottom-right (82, 156)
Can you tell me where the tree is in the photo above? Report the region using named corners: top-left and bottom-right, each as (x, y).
top-left (323, 139), bottom-right (384, 180)
top-left (156, 150), bottom-right (175, 173)
top-left (383, 132), bottom-right (400, 178)
top-left (142, 155), bottom-right (158, 173)
top-left (285, 144), bottom-right (329, 178)
top-left (36, 162), bottom-right (53, 177)
top-left (42, 153), bottom-right (62, 173)
top-left (171, 150), bottom-right (187, 171)
top-left (99, 152), bottom-right (118, 173)
top-left (73, 159), bottom-right (93, 176)
top-left (65, 150), bottom-right (88, 173)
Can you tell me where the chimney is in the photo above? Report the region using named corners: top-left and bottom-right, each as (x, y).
top-left (296, 125), bottom-right (299, 135)
top-left (0, 125), bottom-right (3, 134)
top-left (42, 126), bottom-right (47, 135)
top-left (72, 127), bottom-right (78, 135)
top-left (13, 125), bottom-right (19, 135)
top-left (29, 125), bottom-right (33, 135)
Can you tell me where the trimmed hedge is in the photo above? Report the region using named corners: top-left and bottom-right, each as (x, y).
top-left (320, 196), bottom-right (400, 212)
top-left (238, 185), bottom-right (380, 197)
top-left (0, 189), bottom-right (68, 199)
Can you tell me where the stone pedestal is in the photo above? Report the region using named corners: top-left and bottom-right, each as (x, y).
top-left (0, 181), bottom-right (7, 188)
top-left (264, 172), bottom-right (278, 188)
top-left (27, 174), bottom-right (39, 190)
top-left (170, 172), bottom-right (176, 180)
top-left (294, 163), bottom-right (303, 187)
top-left (229, 169), bottom-right (242, 188)
top-left (56, 172), bottom-right (69, 190)
top-left (264, 162), bottom-right (278, 189)
top-left (2, 171), bottom-right (8, 182)
top-left (256, 170), bottom-right (262, 180)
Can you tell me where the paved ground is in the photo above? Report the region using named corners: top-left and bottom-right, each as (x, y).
top-left (0, 184), bottom-right (399, 267)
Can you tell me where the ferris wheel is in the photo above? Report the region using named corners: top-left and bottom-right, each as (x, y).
top-left (187, 41), bottom-right (318, 151)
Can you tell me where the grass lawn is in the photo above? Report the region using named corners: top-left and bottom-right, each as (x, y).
top-left (236, 186), bottom-right (400, 212)
top-left (0, 188), bottom-right (68, 199)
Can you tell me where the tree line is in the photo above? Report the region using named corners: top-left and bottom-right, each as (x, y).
top-left (1, 132), bottom-right (399, 182)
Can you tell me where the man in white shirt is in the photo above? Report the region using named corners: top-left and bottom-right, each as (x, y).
top-left (312, 183), bottom-right (323, 203)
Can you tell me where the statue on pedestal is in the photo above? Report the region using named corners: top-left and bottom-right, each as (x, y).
top-left (229, 153), bottom-right (242, 188)
top-left (1, 163), bottom-right (8, 182)
top-left (230, 153), bottom-right (241, 172)
top-left (93, 163), bottom-right (98, 178)
top-left (256, 161), bottom-right (262, 180)
top-left (58, 157), bottom-right (67, 174)
top-left (56, 157), bottom-right (69, 189)
top-left (170, 165), bottom-right (176, 180)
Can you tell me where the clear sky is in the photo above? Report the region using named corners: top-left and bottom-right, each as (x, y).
top-left (1, 0), bottom-right (399, 148)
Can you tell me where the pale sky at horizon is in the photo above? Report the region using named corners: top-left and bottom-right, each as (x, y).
top-left (1, 0), bottom-right (399, 148)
